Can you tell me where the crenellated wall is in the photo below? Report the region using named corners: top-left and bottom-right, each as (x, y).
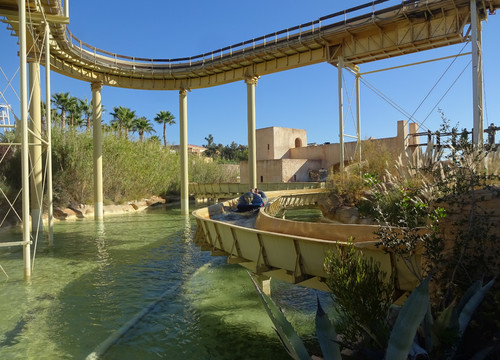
top-left (240, 120), bottom-right (417, 183)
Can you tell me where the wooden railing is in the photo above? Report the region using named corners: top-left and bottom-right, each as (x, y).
top-left (190, 182), bottom-right (325, 199)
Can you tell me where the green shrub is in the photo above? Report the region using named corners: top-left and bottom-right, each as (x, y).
top-left (1, 131), bottom-right (239, 209)
top-left (324, 238), bottom-right (393, 349)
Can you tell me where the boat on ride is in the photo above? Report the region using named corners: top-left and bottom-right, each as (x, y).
top-left (236, 189), bottom-right (268, 212)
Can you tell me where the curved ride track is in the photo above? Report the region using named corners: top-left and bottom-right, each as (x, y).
top-left (1, 0), bottom-right (499, 90)
top-left (193, 190), bottom-right (421, 296)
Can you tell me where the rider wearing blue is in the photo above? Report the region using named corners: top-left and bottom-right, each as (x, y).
top-left (236, 188), bottom-right (268, 212)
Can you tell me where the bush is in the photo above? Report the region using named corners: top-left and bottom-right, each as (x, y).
top-left (1, 131), bottom-right (239, 209)
top-left (324, 238), bottom-right (393, 349)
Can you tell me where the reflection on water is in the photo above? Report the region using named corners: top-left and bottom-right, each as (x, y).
top-left (279, 208), bottom-right (325, 222)
top-left (0, 207), bottom-right (334, 359)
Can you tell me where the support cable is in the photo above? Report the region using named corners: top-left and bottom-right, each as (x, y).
top-left (343, 71), bottom-right (357, 132)
top-left (0, 187), bottom-right (23, 227)
top-left (420, 60), bottom-right (471, 127)
top-left (408, 42), bottom-right (470, 125)
top-left (31, 141), bottom-right (51, 271)
top-left (359, 44), bottom-right (472, 134)
top-left (0, 66), bottom-right (21, 103)
top-left (359, 76), bottom-right (417, 125)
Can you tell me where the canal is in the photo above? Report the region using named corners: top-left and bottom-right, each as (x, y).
top-left (0, 206), bottom-right (334, 359)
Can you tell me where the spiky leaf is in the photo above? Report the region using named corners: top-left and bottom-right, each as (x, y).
top-left (431, 299), bottom-right (459, 350)
top-left (458, 278), bottom-right (495, 336)
top-left (385, 276), bottom-right (430, 360)
top-left (315, 297), bottom-right (342, 360)
top-left (249, 273), bottom-right (310, 360)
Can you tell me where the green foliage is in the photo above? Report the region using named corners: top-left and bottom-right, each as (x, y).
top-left (47, 131), bottom-right (236, 206)
top-left (253, 271), bottom-right (494, 360)
top-left (372, 185), bottom-right (446, 280)
top-left (249, 273), bottom-right (341, 360)
top-left (315, 297), bottom-right (342, 360)
top-left (367, 117), bottom-right (499, 358)
top-left (385, 276), bottom-right (430, 360)
top-left (154, 110), bottom-right (176, 147)
top-left (324, 238), bottom-right (393, 349)
top-left (110, 106), bottom-right (137, 140)
top-left (100, 133), bottom-right (180, 203)
top-left (1, 91), bottom-right (242, 210)
top-left (359, 140), bottom-right (394, 181)
top-left (203, 134), bottom-right (248, 163)
top-left (327, 171), bottom-right (367, 207)
top-left (325, 140), bottom-right (393, 209)
top-left (189, 158), bottom-right (239, 183)
top-left (249, 273), bottom-right (311, 360)
top-left (51, 130), bottom-right (94, 205)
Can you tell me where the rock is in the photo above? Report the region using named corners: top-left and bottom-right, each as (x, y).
top-left (145, 196), bottom-right (166, 206)
top-left (336, 206), bottom-right (360, 224)
top-left (53, 208), bottom-right (68, 220)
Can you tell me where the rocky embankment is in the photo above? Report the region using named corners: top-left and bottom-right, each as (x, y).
top-left (0, 196), bottom-right (173, 232)
top-left (52, 195), bottom-right (169, 221)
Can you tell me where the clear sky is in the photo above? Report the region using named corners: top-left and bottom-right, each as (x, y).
top-left (1, 0), bottom-right (500, 147)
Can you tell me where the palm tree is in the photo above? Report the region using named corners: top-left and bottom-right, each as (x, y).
top-left (133, 116), bottom-right (155, 142)
top-left (66, 96), bottom-right (79, 129)
top-left (51, 92), bottom-right (71, 130)
top-left (110, 106), bottom-right (136, 139)
top-left (78, 97), bottom-right (92, 132)
top-left (154, 110), bottom-right (176, 147)
top-left (40, 100), bottom-right (48, 136)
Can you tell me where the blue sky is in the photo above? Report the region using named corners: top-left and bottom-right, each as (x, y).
top-left (1, 1), bottom-right (500, 146)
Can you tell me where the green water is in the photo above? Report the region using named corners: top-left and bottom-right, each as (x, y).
top-left (0, 207), bottom-right (333, 359)
top-left (278, 208), bottom-right (325, 222)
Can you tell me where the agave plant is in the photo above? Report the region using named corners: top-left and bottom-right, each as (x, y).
top-left (250, 273), bottom-right (495, 360)
top-left (249, 272), bottom-right (341, 360)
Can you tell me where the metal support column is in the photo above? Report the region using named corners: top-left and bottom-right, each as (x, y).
top-left (179, 88), bottom-right (189, 215)
top-left (19, 0), bottom-right (31, 278)
top-left (355, 67), bottom-right (361, 165)
top-left (28, 60), bottom-right (43, 234)
top-left (471, 0), bottom-right (483, 145)
top-left (245, 75), bottom-right (259, 189)
top-left (91, 82), bottom-right (104, 220)
top-left (338, 56), bottom-right (345, 173)
top-left (45, 23), bottom-right (54, 245)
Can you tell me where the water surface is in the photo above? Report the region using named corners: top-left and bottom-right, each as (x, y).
top-left (0, 207), bottom-right (333, 359)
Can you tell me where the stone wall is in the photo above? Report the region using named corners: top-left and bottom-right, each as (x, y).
top-left (256, 127), bottom-right (307, 160)
top-left (436, 187), bottom-right (500, 278)
top-left (241, 120), bottom-right (416, 184)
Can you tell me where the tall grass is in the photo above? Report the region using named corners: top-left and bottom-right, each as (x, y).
top-left (0, 131), bottom-right (237, 207)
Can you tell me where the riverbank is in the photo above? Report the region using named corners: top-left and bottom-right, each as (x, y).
top-left (52, 195), bottom-right (171, 221)
top-left (0, 195), bottom-right (178, 234)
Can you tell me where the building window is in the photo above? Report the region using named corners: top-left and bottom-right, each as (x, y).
top-left (267, 144), bottom-right (270, 150)
top-left (260, 176), bottom-right (263, 182)
top-left (295, 138), bottom-right (302, 148)
top-left (294, 174), bottom-right (297, 182)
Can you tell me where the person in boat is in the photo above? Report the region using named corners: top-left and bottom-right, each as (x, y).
top-left (253, 188), bottom-right (268, 204)
top-left (236, 189), bottom-right (267, 212)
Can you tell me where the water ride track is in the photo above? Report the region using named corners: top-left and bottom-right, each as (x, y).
top-left (2, 0), bottom-right (499, 90)
top-left (193, 191), bottom-right (421, 294)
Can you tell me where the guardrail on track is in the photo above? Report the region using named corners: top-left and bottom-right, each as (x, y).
top-left (64, 0), bottom-right (398, 69)
top-left (264, 192), bottom-right (324, 217)
top-left (190, 182), bottom-right (325, 199)
top-left (192, 191), bottom-right (421, 293)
